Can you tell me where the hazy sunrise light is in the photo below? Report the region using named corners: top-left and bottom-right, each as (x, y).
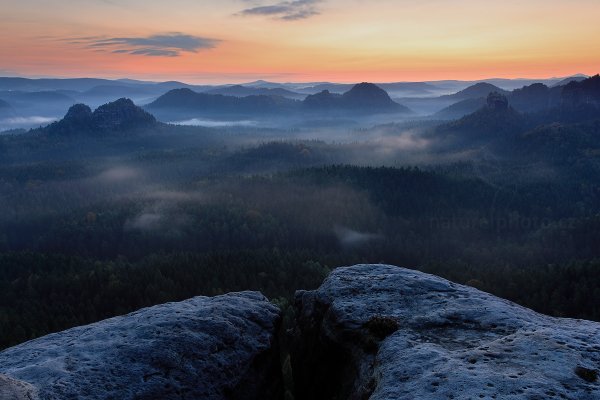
top-left (2, 0), bottom-right (599, 83)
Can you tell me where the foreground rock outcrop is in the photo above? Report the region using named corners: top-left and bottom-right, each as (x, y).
top-left (0, 292), bottom-right (282, 400)
top-left (292, 264), bottom-right (600, 399)
top-left (2, 265), bottom-right (599, 400)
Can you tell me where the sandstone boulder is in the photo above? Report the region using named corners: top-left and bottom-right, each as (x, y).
top-left (292, 264), bottom-right (600, 399)
top-left (0, 292), bottom-right (282, 400)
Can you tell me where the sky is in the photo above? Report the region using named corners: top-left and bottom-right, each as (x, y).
top-left (1, 0), bottom-right (599, 83)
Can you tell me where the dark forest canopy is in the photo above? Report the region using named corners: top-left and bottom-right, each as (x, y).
top-left (1, 75), bottom-right (600, 350)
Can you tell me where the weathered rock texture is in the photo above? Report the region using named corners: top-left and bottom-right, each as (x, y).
top-left (0, 292), bottom-right (282, 400)
top-left (0, 374), bottom-right (37, 400)
top-left (292, 264), bottom-right (600, 400)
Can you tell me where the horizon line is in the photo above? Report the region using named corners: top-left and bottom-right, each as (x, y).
top-left (0, 72), bottom-right (593, 87)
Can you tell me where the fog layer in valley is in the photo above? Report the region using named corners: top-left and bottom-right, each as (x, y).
top-left (1, 74), bottom-right (599, 352)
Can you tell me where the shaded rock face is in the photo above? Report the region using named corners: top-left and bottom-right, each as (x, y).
top-left (487, 91), bottom-right (509, 110)
top-left (0, 292), bottom-right (283, 400)
top-left (291, 264), bottom-right (600, 400)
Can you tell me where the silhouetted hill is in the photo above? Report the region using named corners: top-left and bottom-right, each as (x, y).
top-left (434, 97), bottom-right (486, 119)
top-left (552, 75), bottom-right (588, 87)
top-left (434, 77), bottom-right (600, 158)
top-left (342, 83), bottom-right (401, 109)
top-left (0, 99), bottom-right (14, 118)
top-left (204, 85), bottom-right (304, 99)
top-left (436, 92), bottom-right (528, 143)
top-left (442, 82), bottom-right (508, 101)
top-left (518, 121), bottom-right (600, 165)
top-left (500, 119), bottom-right (600, 182)
top-left (378, 82), bottom-right (439, 92)
top-left (0, 90), bottom-right (75, 104)
top-left (244, 80), bottom-right (288, 89)
top-left (302, 90), bottom-right (342, 109)
top-left (561, 74), bottom-right (600, 107)
top-left (83, 85), bottom-right (157, 98)
top-left (41, 98), bottom-right (157, 136)
top-left (147, 88), bottom-right (204, 109)
top-left (64, 103), bottom-right (93, 121)
top-left (0, 78), bottom-right (120, 92)
top-left (509, 83), bottom-right (561, 113)
top-left (153, 81), bottom-right (203, 91)
top-left (148, 83), bottom-right (410, 116)
top-left (0, 90), bottom-right (77, 120)
top-left (297, 81), bottom-right (440, 97)
top-left (297, 83), bottom-right (353, 94)
top-left (303, 83), bottom-right (411, 113)
top-left (92, 98), bottom-right (157, 131)
top-left (147, 88), bottom-right (299, 116)
top-left (436, 81), bottom-right (570, 118)
top-left (529, 75), bottom-right (600, 124)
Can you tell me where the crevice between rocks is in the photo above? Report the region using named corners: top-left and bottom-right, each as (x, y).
top-left (282, 291), bottom-right (394, 400)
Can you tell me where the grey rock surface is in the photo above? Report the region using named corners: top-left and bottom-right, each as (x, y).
top-left (0, 374), bottom-right (37, 400)
top-left (0, 291), bottom-right (282, 400)
top-left (292, 264), bottom-right (600, 400)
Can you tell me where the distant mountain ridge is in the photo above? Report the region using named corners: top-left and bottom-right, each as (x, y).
top-left (0, 74), bottom-right (589, 95)
top-left (203, 85), bottom-right (304, 99)
top-left (441, 82), bottom-right (508, 101)
top-left (303, 83), bottom-right (410, 113)
top-left (436, 92), bottom-right (528, 142)
top-left (146, 88), bottom-right (299, 116)
top-left (1, 74), bottom-right (595, 129)
top-left (433, 75), bottom-right (600, 153)
top-left (148, 82), bottom-right (412, 117)
top-left (562, 74), bottom-right (600, 106)
top-left (0, 99), bottom-right (14, 118)
top-left (0, 90), bottom-right (75, 104)
top-left (552, 75), bottom-right (588, 87)
top-left (434, 97), bottom-right (487, 119)
top-left (508, 83), bottom-right (560, 113)
top-left (435, 76), bottom-right (600, 119)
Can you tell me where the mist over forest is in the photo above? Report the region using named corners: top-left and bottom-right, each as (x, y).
top-left (1, 74), bottom-right (600, 349)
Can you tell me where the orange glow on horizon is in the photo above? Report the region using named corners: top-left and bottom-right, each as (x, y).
top-left (1, 0), bottom-right (599, 84)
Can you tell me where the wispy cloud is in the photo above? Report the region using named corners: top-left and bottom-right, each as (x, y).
top-left (68, 33), bottom-right (220, 57)
top-left (238, 0), bottom-right (322, 21)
